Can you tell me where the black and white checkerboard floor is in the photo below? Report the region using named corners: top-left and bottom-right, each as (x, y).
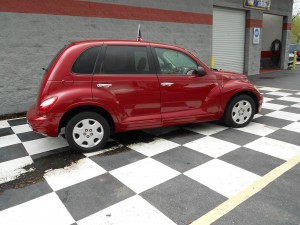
top-left (1, 86), bottom-right (300, 225)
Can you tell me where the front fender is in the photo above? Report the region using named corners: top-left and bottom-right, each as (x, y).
top-left (220, 81), bottom-right (261, 115)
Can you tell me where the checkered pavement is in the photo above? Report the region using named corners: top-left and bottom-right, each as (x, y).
top-left (1, 86), bottom-right (300, 225)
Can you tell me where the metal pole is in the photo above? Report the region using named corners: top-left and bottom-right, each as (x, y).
top-left (211, 56), bottom-right (215, 69)
top-left (293, 51), bottom-right (297, 70)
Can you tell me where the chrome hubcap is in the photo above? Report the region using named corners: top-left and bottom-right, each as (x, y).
top-left (232, 100), bottom-right (252, 124)
top-left (72, 119), bottom-right (104, 148)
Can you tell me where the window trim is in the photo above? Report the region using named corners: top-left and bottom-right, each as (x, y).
top-left (71, 46), bottom-right (102, 75)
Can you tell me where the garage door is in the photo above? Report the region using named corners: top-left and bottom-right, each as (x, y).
top-left (213, 8), bottom-right (246, 73)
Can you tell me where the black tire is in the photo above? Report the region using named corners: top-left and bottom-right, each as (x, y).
top-left (224, 94), bottom-right (255, 128)
top-left (65, 112), bottom-right (110, 152)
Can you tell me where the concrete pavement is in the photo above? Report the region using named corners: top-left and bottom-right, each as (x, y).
top-left (250, 67), bottom-right (300, 90)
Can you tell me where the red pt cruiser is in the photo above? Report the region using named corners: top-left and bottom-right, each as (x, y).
top-left (27, 40), bottom-right (263, 152)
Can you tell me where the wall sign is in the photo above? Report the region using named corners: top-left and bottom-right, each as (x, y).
top-left (253, 27), bottom-right (260, 44)
top-left (244, 0), bottom-right (271, 10)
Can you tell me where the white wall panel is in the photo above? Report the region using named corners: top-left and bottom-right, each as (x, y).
top-left (213, 7), bottom-right (246, 73)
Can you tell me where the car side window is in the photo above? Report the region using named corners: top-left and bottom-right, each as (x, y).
top-left (72, 47), bottom-right (100, 74)
top-left (154, 48), bottom-right (198, 75)
top-left (101, 46), bottom-right (150, 74)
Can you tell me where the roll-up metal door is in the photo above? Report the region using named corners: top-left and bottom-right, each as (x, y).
top-left (213, 8), bottom-right (246, 73)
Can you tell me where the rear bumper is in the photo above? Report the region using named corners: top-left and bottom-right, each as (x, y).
top-left (26, 104), bottom-right (60, 137)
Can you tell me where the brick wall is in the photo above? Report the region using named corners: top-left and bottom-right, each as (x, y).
top-left (0, 0), bottom-right (212, 115)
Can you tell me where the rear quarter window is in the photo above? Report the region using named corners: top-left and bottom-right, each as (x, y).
top-left (72, 46), bottom-right (101, 74)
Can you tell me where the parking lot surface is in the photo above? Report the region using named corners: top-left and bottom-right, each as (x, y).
top-left (1, 86), bottom-right (300, 225)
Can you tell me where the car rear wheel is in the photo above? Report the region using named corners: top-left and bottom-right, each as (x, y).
top-left (224, 94), bottom-right (255, 128)
top-left (65, 112), bottom-right (110, 152)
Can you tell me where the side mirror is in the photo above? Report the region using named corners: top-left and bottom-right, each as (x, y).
top-left (197, 66), bottom-right (206, 76)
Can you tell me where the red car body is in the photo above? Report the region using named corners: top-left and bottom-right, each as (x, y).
top-left (27, 40), bottom-right (262, 144)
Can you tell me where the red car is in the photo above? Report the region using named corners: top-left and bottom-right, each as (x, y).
top-left (27, 40), bottom-right (263, 152)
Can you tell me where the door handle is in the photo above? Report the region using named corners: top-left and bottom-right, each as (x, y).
top-left (161, 82), bottom-right (174, 87)
top-left (97, 83), bottom-right (112, 88)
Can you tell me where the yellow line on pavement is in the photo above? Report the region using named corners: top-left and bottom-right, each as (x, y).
top-left (190, 152), bottom-right (300, 225)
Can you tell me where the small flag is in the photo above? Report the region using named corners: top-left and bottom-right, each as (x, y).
top-left (137, 24), bottom-right (142, 42)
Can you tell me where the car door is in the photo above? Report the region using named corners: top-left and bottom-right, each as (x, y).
top-left (92, 44), bottom-right (161, 130)
top-left (151, 46), bottom-right (221, 125)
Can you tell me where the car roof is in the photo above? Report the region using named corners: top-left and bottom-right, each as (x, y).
top-left (71, 39), bottom-right (184, 50)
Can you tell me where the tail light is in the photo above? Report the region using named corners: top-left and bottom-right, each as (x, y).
top-left (297, 51), bottom-right (300, 57)
top-left (39, 97), bottom-right (58, 114)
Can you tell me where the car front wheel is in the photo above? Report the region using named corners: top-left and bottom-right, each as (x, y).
top-left (224, 94), bottom-right (255, 128)
top-left (65, 112), bottom-right (110, 152)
